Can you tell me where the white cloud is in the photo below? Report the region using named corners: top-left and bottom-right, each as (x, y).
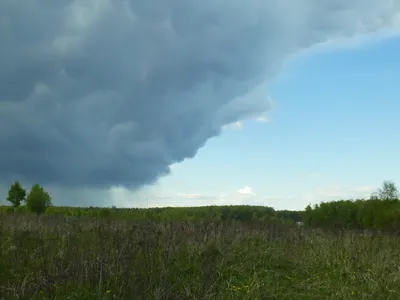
top-left (254, 115), bottom-right (271, 123)
top-left (222, 121), bottom-right (243, 130)
top-left (223, 114), bottom-right (271, 130)
top-left (168, 163), bottom-right (179, 171)
top-left (176, 192), bottom-right (203, 199)
top-left (105, 186), bottom-right (261, 208)
top-left (237, 185), bottom-right (256, 196)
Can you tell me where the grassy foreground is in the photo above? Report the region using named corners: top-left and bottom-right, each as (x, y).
top-left (1, 214), bottom-right (400, 299)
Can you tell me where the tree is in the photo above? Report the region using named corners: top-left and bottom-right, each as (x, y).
top-left (6, 180), bottom-right (26, 207)
top-left (26, 184), bottom-right (52, 214)
top-left (373, 180), bottom-right (399, 201)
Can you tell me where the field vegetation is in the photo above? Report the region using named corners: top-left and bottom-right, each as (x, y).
top-left (0, 181), bottom-right (400, 299)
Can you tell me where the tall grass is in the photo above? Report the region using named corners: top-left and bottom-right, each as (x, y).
top-left (1, 213), bottom-right (399, 299)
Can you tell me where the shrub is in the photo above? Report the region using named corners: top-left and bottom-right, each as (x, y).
top-left (99, 208), bottom-right (111, 218)
top-left (26, 184), bottom-right (52, 214)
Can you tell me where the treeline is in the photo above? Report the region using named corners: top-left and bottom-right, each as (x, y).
top-left (0, 203), bottom-right (302, 224)
top-left (303, 199), bottom-right (400, 230)
top-left (304, 181), bottom-right (400, 231)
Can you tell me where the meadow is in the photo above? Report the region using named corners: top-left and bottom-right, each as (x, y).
top-left (1, 211), bottom-right (400, 300)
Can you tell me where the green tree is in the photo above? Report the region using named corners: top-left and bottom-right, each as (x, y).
top-left (26, 184), bottom-right (52, 214)
top-left (6, 180), bottom-right (26, 207)
top-left (372, 180), bottom-right (399, 200)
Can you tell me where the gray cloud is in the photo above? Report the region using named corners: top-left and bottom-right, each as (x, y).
top-left (0, 1), bottom-right (399, 194)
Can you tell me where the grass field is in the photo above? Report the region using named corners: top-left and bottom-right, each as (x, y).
top-left (1, 213), bottom-right (400, 299)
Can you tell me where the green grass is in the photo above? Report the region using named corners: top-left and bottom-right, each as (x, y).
top-left (1, 213), bottom-right (400, 299)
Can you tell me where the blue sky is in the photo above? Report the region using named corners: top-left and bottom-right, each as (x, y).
top-left (132, 35), bottom-right (400, 210)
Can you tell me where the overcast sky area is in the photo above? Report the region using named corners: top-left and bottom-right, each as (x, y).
top-left (1, 1), bottom-right (400, 210)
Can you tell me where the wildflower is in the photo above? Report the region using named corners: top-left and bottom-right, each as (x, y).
top-left (107, 290), bottom-right (111, 294)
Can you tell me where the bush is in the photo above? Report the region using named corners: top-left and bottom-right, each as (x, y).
top-left (99, 208), bottom-right (111, 218)
top-left (26, 184), bottom-right (52, 214)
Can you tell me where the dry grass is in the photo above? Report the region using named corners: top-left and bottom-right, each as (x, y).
top-left (1, 213), bottom-right (400, 299)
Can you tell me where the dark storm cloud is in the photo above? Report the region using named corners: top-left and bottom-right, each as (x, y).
top-left (0, 0), bottom-right (399, 189)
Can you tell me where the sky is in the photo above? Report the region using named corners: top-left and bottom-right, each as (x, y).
top-left (1, 1), bottom-right (400, 210)
top-left (145, 35), bottom-right (400, 210)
